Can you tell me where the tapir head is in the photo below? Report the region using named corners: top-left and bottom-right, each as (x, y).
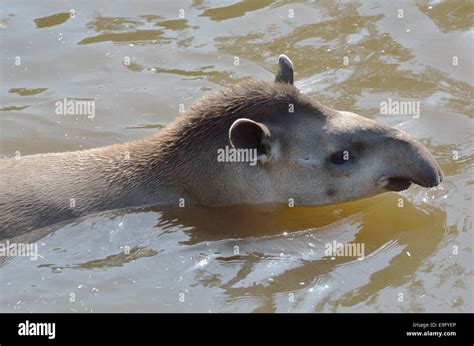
top-left (225, 55), bottom-right (443, 205)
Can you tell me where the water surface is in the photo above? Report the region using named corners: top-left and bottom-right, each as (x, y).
top-left (0, 0), bottom-right (472, 312)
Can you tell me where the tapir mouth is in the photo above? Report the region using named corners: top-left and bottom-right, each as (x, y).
top-left (380, 173), bottom-right (442, 192)
top-left (382, 177), bottom-right (413, 192)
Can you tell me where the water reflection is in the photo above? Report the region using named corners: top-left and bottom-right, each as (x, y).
top-left (78, 30), bottom-right (170, 45)
top-left (418, 2), bottom-right (474, 33)
top-left (34, 12), bottom-right (71, 29)
top-left (0, 0), bottom-right (471, 312)
top-left (200, 0), bottom-right (273, 21)
top-left (1, 192), bottom-right (447, 312)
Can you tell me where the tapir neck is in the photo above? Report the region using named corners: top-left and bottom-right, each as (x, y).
top-left (95, 131), bottom-right (186, 207)
top-left (0, 120), bottom-right (271, 239)
top-left (101, 128), bottom-right (232, 206)
top-left (123, 125), bottom-right (273, 207)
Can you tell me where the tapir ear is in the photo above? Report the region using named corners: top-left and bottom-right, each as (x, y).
top-left (229, 118), bottom-right (272, 162)
top-left (275, 54), bottom-right (294, 85)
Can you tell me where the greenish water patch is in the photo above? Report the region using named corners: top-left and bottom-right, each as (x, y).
top-left (34, 12), bottom-right (71, 28)
top-left (78, 30), bottom-right (169, 45)
top-left (126, 124), bottom-right (165, 130)
top-left (9, 88), bottom-right (47, 96)
top-left (0, 105), bottom-right (30, 111)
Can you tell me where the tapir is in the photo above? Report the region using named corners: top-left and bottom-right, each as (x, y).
top-left (0, 55), bottom-right (443, 239)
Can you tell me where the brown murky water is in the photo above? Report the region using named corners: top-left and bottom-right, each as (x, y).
top-left (0, 1), bottom-right (473, 312)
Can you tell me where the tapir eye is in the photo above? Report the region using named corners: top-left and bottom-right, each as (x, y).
top-left (329, 151), bottom-right (350, 164)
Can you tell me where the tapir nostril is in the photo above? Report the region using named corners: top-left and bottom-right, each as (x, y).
top-left (438, 167), bottom-right (444, 183)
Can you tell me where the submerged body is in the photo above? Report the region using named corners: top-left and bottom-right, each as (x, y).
top-left (0, 55), bottom-right (442, 239)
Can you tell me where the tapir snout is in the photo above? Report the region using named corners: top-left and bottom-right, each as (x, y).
top-left (377, 131), bottom-right (443, 192)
